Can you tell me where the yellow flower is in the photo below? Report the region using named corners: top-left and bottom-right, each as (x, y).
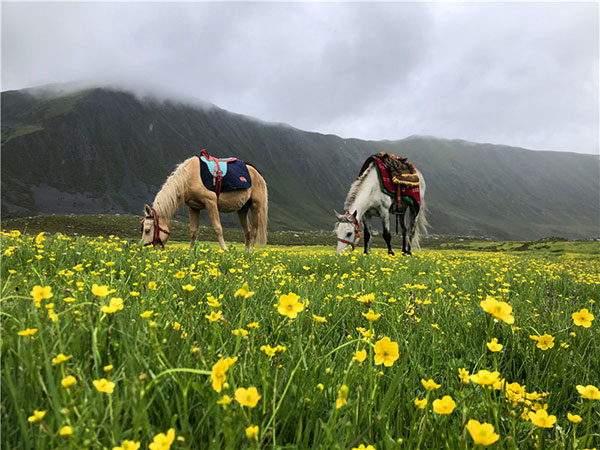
top-left (528, 409), bottom-right (556, 428)
top-left (458, 368), bottom-right (470, 385)
top-left (52, 353), bottom-right (72, 364)
top-left (245, 425), bottom-right (259, 439)
top-left (104, 365), bottom-right (113, 372)
top-left (572, 308), bottom-right (594, 328)
top-left (421, 378), bottom-right (441, 391)
top-left (205, 311), bottom-right (223, 322)
top-left (414, 397), bottom-right (428, 409)
top-left (529, 334), bottom-right (555, 350)
top-left (211, 357), bottom-right (237, 392)
top-left (91, 284), bottom-right (110, 297)
top-left (235, 387), bottom-right (261, 408)
top-left (61, 375), bottom-right (77, 388)
top-left (93, 378), bottom-right (115, 394)
top-left (312, 314), bottom-right (327, 323)
top-left (59, 426), bottom-right (73, 436)
top-left (336, 384), bottom-right (349, 409)
top-left (486, 338), bottom-right (503, 352)
top-left (172, 322), bottom-right (181, 331)
top-left (181, 284), bottom-right (195, 292)
top-left (234, 283), bottom-right (255, 299)
top-left (432, 395), bottom-right (456, 414)
top-left (352, 445), bottom-right (375, 450)
top-left (247, 322), bottom-right (259, 329)
top-left (277, 292), bottom-right (304, 319)
top-left (101, 298), bottom-right (124, 314)
top-left (373, 337), bottom-right (399, 367)
top-left (576, 384), bottom-right (600, 400)
top-left (173, 271), bottom-right (185, 279)
top-left (35, 232), bottom-right (45, 244)
top-left (113, 440), bottom-right (141, 450)
top-left (30, 285), bottom-right (53, 306)
top-left (64, 297), bottom-right (76, 303)
top-left (466, 419), bottom-right (500, 446)
top-left (149, 428), bottom-right (175, 450)
top-left (567, 412), bottom-right (582, 424)
top-left (148, 281), bottom-right (157, 290)
top-left (17, 328), bottom-right (38, 337)
top-left (362, 309), bottom-right (381, 321)
top-left (232, 328), bottom-right (248, 337)
top-left (27, 410), bottom-right (46, 422)
top-left (470, 370), bottom-right (500, 386)
top-left (140, 310), bottom-right (153, 318)
top-left (480, 295), bottom-right (515, 324)
top-left (357, 293), bottom-right (375, 304)
top-left (353, 349), bottom-right (367, 363)
top-left (217, 395), bottom-right (233, 405)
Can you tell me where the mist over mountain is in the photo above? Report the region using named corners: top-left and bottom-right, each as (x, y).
top-left (1, 86), bottom-right (598, 239)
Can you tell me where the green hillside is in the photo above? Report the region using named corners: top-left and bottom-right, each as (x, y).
top-left (1, 86), bottom-right (598, 239)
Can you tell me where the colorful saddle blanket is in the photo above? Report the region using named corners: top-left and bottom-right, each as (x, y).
top-left (359, 153), bottom-right (421, 215)
top-left (198, 150), bottom-right (252, 196)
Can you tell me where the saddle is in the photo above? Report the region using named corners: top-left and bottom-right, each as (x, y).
top-left (198, 149), bottom-right (252, 200)
top-left (376, 152), bottom-right (420, 187)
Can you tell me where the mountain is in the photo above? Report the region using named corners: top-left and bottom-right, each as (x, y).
top-left (1, 86), bottom-right (598, 239)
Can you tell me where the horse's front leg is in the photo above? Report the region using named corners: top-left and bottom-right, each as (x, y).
top-left (206, 201), bottom-right (227, 251)
top-left (399, 212), bottom-right (409, 255)
top-left (380, 210), bottom-right (394, 256)
top-left (362, 216), bottom-right (372, 254)
top-left (188, 206), bottom-right (200, 249)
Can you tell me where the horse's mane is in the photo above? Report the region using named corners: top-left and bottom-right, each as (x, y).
top-left (343, 163), bottom-right (374, 211)
top-left (153, 157), bottom-right (192, 218)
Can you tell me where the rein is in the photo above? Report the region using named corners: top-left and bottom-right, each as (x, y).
top-left (337, 213), bottom-right (361, 250)
top-left (141, 208), bottom-right (171, 248)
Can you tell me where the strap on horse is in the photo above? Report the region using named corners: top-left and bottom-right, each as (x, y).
top-left (337, 212), bottom-right (362, 250)
top-left (141, 208), bottom-right (171, 248)
top-left (200, 149), bottom-right (224, 202)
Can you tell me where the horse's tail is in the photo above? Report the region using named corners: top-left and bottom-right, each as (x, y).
top-left (249, 165), bottom-right (268, 245)
top-left (412, 170), bottom-right (429, 249)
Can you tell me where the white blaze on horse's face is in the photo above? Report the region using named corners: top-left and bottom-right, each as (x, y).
top-left (335, 221), bottom-right (357, 254)
top-left (141, 217), bottom-right (154, 246)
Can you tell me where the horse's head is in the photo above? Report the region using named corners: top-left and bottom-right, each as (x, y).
top-left (141, 204), bottom-right (171, 248)
top-left (334, 210), bottom-right (360, 254)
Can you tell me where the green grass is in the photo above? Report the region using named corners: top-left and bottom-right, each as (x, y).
top-left (1, 230), bottom-right (599, 449)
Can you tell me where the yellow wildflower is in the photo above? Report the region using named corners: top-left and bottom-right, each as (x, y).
top-left (149, 428), bottom-right (175, 450)
top-left (458, 368), bottom-right (470, 384)
top-left (30, 285), bottom-right (53, 306)
top-left (466, 419), bottom-right (500, 446)
top-left (17, 328), bottom-right (38, 337)
top-left (480, 295), bottom-right (515, 324)
top-left (113, 440), bottom-right (141, 450)
top-left (235, 387), bottom-right (261, 408)
top-left (414, 397), bottom-right (428, 409)
top-left (93, 378), bottom-right (115, 394)
top-left (277, 292), bottom-right (304, 319)
top-left (373, 337), bottom-right (399, 367)
top-left (59, 426), bottom-right (73, 436)
top-left (52, 353), bottom-right (72, 364)
top-left (528, 409), bottom-right (556, 428)
top-left (61, 376), bottom-right (77, 388)
top-left (362, 309), bottom-right (381, 321)
top-left (91, 284), bottom-right (110, 297)
top-left (567, 412), bottom-right (582, 423)
top-left (181, 284), bottom-right (195, 292)
top-left (353, 349), bottom-right (367, 363)
top-left (421, 378), bottom-right (441, 390)
top-left (234, 283), bottom-right (255, 299)
top-left (217, 395), bottom-right (233, 405)
top-left (27, 410), bottom-right (46, 422)
top-left (486, 338), bottom-right (503, 352)
top-left (101, 298), bottom-right (124, 314)
top-left (336, 384), bottom-right (349, 409)
top-left (432, 395), bottom-right (456, 414)
top-left (470, 370), bottom-right (500, 386)
top-left (576, 384), bottom-right (600, 400)
top-left (530, 334), bottom-right (555, 350)
top-left (211, 357), bottom-right (237, 392)
top-left (205, 310), bottom-right (223, 322)
top-left (245, 425), bottom-right (259, 439)
top-left (140, 310), bottom-right (153, 318)
top-left (312, 314), bottom-right (327, 323)
top-left (572, 308), bottom-right (594, 328)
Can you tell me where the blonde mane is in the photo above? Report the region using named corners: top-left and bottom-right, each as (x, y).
top-left (153, 157), bottom-right (192, 218)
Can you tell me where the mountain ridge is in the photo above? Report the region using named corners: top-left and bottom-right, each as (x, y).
top-left (1, 85), bottom-right (598, 239)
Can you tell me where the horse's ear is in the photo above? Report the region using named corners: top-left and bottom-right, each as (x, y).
top-left (351, 210), bottom-right (357, 219)
top-left (144, 204), bottom-right (152, 216)
top-left (334, 210), bottom-right (344, 220)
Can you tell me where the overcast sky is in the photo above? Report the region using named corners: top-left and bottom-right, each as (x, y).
top-left (2, 1), bottom-right (598, 154)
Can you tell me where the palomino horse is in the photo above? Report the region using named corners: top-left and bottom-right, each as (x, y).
top-left (335, 160), bottom-right (427, 255)
top-left (142, 155), bottom-right (268, 251)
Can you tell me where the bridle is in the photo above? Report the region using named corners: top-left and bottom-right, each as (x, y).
top-left (141, 208), bottom-right (171, 248)
top-left (337, 212), bottom-right (361, 250)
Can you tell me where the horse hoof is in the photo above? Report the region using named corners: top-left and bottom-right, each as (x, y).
top-left (402, 251), bottom-right (412, 256)
top-left (388, 251), bottom-right (395, 256)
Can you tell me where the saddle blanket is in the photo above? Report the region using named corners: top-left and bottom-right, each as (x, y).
top-left (359, 155), bottom-right (421, 215)
top-left (198, 155), bottom-right (252, 193)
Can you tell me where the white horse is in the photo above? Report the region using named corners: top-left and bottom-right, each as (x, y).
top-left (335, 161), bottom-right (427, 255)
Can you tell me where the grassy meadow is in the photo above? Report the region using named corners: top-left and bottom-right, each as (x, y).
top-left (1, 230), bottom-right (599, 450)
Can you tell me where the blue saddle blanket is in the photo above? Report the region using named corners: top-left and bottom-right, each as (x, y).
top-left (198, 156), bottom-right (252, 192)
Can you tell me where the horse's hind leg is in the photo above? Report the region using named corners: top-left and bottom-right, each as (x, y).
top-left (403, 208), bottom-right (416, 256)
top-left (206, 201), bottom-right (227, 251)
top-left (237, 208), bottom-right (252, 252)
top-left (188, 206), bottom-right (200, 249)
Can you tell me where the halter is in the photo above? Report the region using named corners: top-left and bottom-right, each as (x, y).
top-left (337, 212), bottom-right (361, 250)
top-left (141, 208), bottom-right (171, 248)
